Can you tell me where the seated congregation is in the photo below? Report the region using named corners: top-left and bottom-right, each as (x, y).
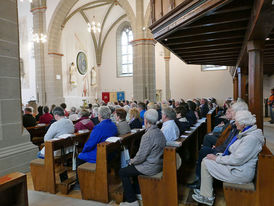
top-left (23, 97), bottom-right (271, 206)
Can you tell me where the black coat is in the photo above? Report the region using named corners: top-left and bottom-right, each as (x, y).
top-left (23, 114), bottom-right (37, 128)
top-left (186, 110), bottom-right (197, 126)
top-left (129, 118), bottom-right (142, 129)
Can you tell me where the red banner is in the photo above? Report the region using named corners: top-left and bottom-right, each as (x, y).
top-left (102, 92), bottom-right (110, 103)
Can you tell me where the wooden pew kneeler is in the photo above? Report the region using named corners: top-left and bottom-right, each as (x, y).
top-left (138, 147), bottom-right (178, 206)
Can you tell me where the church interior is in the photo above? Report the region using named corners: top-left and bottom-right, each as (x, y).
top-left (0, 0), bottom-right (274, 206)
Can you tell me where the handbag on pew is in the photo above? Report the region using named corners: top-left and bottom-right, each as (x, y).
top-left (121, 146), bottom-right (130, 168)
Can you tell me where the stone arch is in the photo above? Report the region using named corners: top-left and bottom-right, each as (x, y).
top-left (48, 0), bottom-right (136, 53)
top-left (46, 0), bottom-right (137, 104)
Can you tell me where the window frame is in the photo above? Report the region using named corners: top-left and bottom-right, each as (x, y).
top-left (116, 21), bottom-right (133, 78)
top-left (201, 65), bottom-right (228, 72)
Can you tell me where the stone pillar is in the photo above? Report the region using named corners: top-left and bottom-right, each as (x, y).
top-left (164, 48), bottom-right (171, 100)
top-left (233, 75), bottom-right (238, 101)
top-left (132, 39), bottom-right (156, 102)
top-left (0, 0), bottom-right (38, 176)
top-left (132, 0), bottom-right (156, 102)
top-left (31, 0), bottom-right (47, 105)
top-left (247, 41), bottom-right (264, 130)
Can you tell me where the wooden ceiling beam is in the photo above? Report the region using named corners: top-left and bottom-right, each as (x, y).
top-left (188, 10), bottom-right (250, 28)
top-left (171, 45), bottom-right (242, 53)
top-left (170, 39), bottom-right (242, 50)
top-left (185, 55), bottom-right (238, 62)
top-left (164, 30), bottom-right (245, 45)
top-left (188, 61), bottom-right (236, 66)
top-left (166, 21), bottom-right (247, 40)
top-left (180, 51), bottom-right (240, 58)
top-left (208, 5), bottom-right (251, 16)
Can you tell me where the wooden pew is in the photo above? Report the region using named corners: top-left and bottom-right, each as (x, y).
top-left (30, 131), bottom-right (91, 194)
top-left (215, 123), bottom-right (232, 146)
top-left (78, 130), bottom-right (145, 203)
top-left (206, 107), bottom-right (216, 133)
top-left (138, 121), bottom-right (207, 206)
top-left (223, 145), bottom-right (274, 206)
top-left (26, 124), bottom-right (48, 146)
top-left (0, 172), bottom-right (28, 206)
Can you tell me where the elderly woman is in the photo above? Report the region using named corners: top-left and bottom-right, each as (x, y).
top-left (129, 108), bottom-right (142, 129)
top-left (115, 108), bottom-right (131, 135)
top-left (77, 106), bottom-right (118, 164)
top-left (192, 110), bottom-right (264, 206)
top-left (74, 110), bottom-right (94, 132)
top-left (119, 109), bottom-right (166, 206)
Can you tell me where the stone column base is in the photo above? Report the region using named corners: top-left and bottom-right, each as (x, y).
top-left (0, 133), bottom-right (38, 176)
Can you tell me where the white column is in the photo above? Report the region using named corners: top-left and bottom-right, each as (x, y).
top-left (31, 0), bottom-right (47, 105)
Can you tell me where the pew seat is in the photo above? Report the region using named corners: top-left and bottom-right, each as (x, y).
top-left (30, 131), bottom-right (91, 194)
top-left (223, 182), bottom-right (255, 191)
top-left (223, 145), bottom-right (274, 206)
top-left (78, 131), bottom-right (145, 203)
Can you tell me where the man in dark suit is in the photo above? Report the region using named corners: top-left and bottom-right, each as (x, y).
top-left (200, 98), bottom-right (209, 118)
top-left (23, 107), bottom-right (37, 128)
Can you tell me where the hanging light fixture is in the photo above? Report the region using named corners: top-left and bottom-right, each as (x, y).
top-left (88, 16), bottom-right (101, 33)
top-left (32, 33), bottom-right (47, 43)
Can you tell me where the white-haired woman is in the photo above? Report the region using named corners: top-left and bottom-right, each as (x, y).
top-left (193, 110), bottom-right (265, 206)
top-left (119, 109), bottom-right (166, 206)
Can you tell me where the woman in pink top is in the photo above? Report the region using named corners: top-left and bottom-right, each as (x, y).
top-left (39, 106), bottom-right (53, 124)
top-left (75, 110), bottom-right (94, 132)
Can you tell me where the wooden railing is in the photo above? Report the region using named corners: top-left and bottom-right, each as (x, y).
top-left (150, 0), bottom-right (193, 23)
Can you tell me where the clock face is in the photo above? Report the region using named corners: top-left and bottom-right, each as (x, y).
top-left (76, 52), bottom-right (87, 75)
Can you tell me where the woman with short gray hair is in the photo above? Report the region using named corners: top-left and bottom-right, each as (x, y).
top-left (192, 110), bottom-right (264, 205)
top-left (98, 106), bottom-right (111, 120)
top-left (119, 109), bottom-right (166, 206)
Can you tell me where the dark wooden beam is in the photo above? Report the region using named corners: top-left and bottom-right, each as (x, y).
top-left (175, 46), bottom-right (242, 54)
top-left (167, 21), bottom-right (247, 39)
top-left (247, 40), bottom-right (264, 130)
top-left (233, 76), bottom-right (239, 100)
top-left (171, 40), bottom-right (242, 51)
top-left (188, 10), bottom-right (250, 28)
top-left (185, 55), bottom-right (239, 62)
top-left (165, 30), bottom-right (245, 45)
top-left (179, 50), bottom-right (240, 58)
top-left (187, 60), bottom-right (236, 66)
top-left (151, 0), bottom-right (234, 40)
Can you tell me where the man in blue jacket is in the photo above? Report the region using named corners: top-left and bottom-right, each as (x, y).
top-left (74, 106), bottom-right (117, 189)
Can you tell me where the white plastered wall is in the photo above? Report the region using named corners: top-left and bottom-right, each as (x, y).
top-left (99, 18), bottom-right (133, 101)
top-left (155, 43), bottom-right (233, 105)
top-left (61, 12), bottom-right (96, 109)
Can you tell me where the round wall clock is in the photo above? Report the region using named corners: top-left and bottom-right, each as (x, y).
top-left (76, 52), bottom-right (87, 75)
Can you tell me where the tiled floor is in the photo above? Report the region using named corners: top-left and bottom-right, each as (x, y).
top-left (27, 120), bottom-right (274, 206)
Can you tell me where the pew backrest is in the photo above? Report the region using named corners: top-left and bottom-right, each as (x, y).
top-left (0, 172), bottom-right (28, 206)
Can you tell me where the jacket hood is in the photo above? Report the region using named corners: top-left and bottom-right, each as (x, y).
top-left (238, 125), bottom-right (265, 145)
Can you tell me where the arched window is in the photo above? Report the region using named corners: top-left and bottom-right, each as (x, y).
top-left (117, 22), bottom-right (133, 77)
